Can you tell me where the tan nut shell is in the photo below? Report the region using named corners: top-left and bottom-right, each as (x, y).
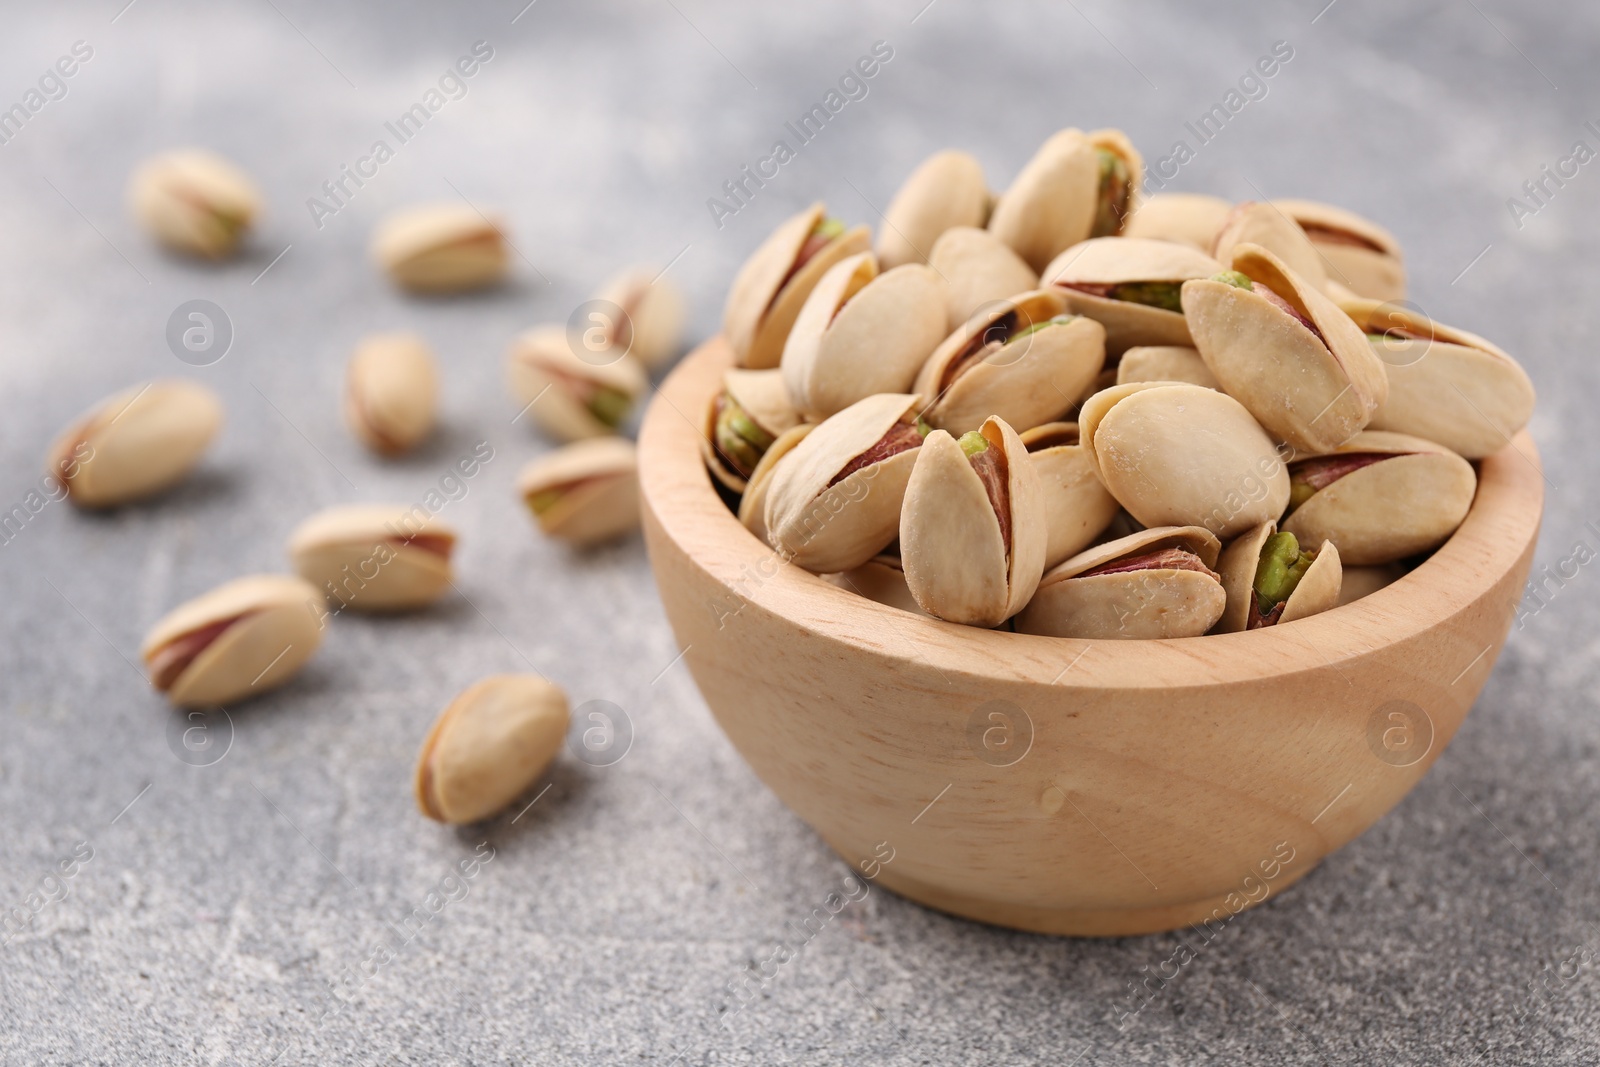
top-left (128, 149), bottom-right (260, 259)
top-left (1213, 521), bottom-right (1342, 633)
top-left (1212, 202), bottom-right (1328, 291)
top-left (1342, 298), bottom-right (1535, 459)
top-left (288, 504), bottom-right (456, 610)
top-left (702, 368), bottom-right (804, 493)
top-left (48, 380), bottom-right (223, 509)
top-left (1015, 525), bottom-right (1224, 639)
top-left (1282, 430), bottom-right (1476, 565)
top-left (1079, 381), bottom-right (1290, 541)
top-left (1122, 193), bottom-right (1232, 251)
top-left (1183, 243), bottom-right (1388, 452)
top-left (928, 226), bottom-right (1040, 332)
top-left (344, 333), bottom-right (439, 456)
top-left (1044, 237), bottom-right (1223, 355)
top-left (518, 438), bottom-right (640, 546)
top-left (140, 574), bottom-right (323, 707)
top-left (372, 203), bottom-right (509, 293)
top-left (1115, 345), bottom-right (1219, 390)
top-left (506, 325), bottom-right (648, 442)
top-left (1336, 563), bottom-right (1406, 607)
top-left (416, 675), bottom-right (569, 825)
top-left (594, 267), bottom-right (688, 370)
top-left (826, 554), bottom-right (930, 617)
top-left (914, 290), bottom-right (1106, 435)
top-left (782, 254), bottom-right (947, 420)
top-left (763, 393), bottom-right (921, 573)
top-left (1273, 198), bottom-right (1406, 301)
top-left (738, 422), bottom-right (814, 543)
top-left (877, 150), bottom-right (990, 269)
top-left (988, 128), bottom-right (1143, 272)
top-left (1019, 422), bottom-right (1121, 570)
top-left (722, 202), bottom-right (871, 368)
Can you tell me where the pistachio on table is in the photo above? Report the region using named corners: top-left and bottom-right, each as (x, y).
top-left (1115, 345), bottom-right (1219, 390)
top-left (825, 553), bottom-right (930, 617)
top-left (1336, 563), bottom-right (1407, 607)
top-left (1214, 522), bottom-right (1341, 633)
top-left (372, 203), bottom-right (510, 294)
top-left (1274, 198), bottom-right (1407, 301)
top-left (928, 226), bottom-right (1040, 332)
top-left (1043, 237), bottom-right (1223, 355)
top-left (988, 127), bottom-right (1142, 272)
top-left (723, 202), bottom-right (871, 369)
top-left (738, 422), bottom-right (814, 544)
top-left (1018, 422), bottom-right (1120, 570)
top-left (1122, 192), bottom-right (1233, 252)
top-left (506, 325), bottom-right (648, 442)
top-left (47, 379), bottom-right (223, 509)
top-left (344, 332), bottom-right (439, 456)
top-left (288, 504), bottom-right (457, 611)
top-left (593, 267), bottom-right (688, 371)
top-left (703, 368), bottom-right (803, 494)
top-left (416, 675), bottom-right (569, 825)
top-left (877, 149), bottom-right (991, 269)
top-left (518, 437), bottom-right (640, 546)
top-left (1211, 201), bottom-right (1329, 292)
top-left (129, 149), bottom-right (260, 259)
top-left (140, 574), bottom-right (323, 707)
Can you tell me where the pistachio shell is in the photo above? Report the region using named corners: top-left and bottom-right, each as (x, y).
top-left (782, 254), bottom-right (947, 419)
top-left (988, 128), bottom-right (1142, 272)
top-left (738, 422), bottom-right (814, 543)
top-left (518, 438), bottom-right (640, 546)
top-left (1044, 237), bottom-right (1223, 354)
top-left (1182, 243), bottom-right (1388, 452)
top-left (1122, 193), bottom-right (1232, 251)
top-left (1211, 202), bottom-right (1328, 291)
top-left (415, 675), bottom-right (569, 825)
top-left (140, 574), bottom-right (324, 707)
top-left (1018, 422), bottom-right (1121, 569)
top-left (288, 504), bottom-right (457, 610)
top-left (505, 325), bottom-right (648, 442)
top-left (1336, 563), bottom-right (1406, 606)
top-left (826, 553), bottom-right (931, 617)
top-left (48, 380), bottom-right (223, 509)
top-left (344, 333), bottom-right (439, 456)
top-left (1079, 381), bottom-right (1290, 541)
top-left (372, 204), bottom-right (510, 293)
top-left (128, 149), bottom-right (260, 259)
top-left (1115, 345), bottom-right (1219, 390)
top-left (1213, 521), bottom-right (1341, 632)
top-left (928, 226), bottom-right (1040, 332)
top-left (1273, 198), bottom-right (1406, 301)
top-left (593, 267), bottom-right (688, 370)
top-left (702, 368), bottom-right (804, 493)
top-left (877, 150), bottom-right (990, 268)
top-left (1278, 541), bottom-right (1342, 625)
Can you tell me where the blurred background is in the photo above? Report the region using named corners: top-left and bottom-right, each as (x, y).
top-left (1, 1), bottom-right (1597, 1063)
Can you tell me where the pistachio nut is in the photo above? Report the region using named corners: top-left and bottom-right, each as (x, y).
top-left (782, 253), bottom-right (947, 420)
top-left (723, 203), bottom-right (871, 369)
top-left (826, 553), bottom-right (930, 617)
top-left (913, 290), bottom-right (1106, 434)
top-left (988, 128), bottom-right (1143, 272)
top-left (593, 267), bottom-right (688, 370)
top-left (877, 149), bottom-right (991, 269)
top-left (288, 504), bottom-right (457, 611)
top-left (1214, 522), bottom-right (1341, 632)
top-left (738, 422), bottom-right (814, 544)
top-left (140, 574), bottom-right (323, 707)
top-left (1018, 422), bottom-right (1120, 570)
top-left (372, 203), bottom-right (509, 294)
top-left (1078, 381), bottom-right (1290, 541)
top-left (506, 325), bottom-right (648, 442)
top-left (1015, 525), bottom-right (1224, 639)
top-left (128, 149), bottom-right (260, 259)
top-left (900, 417), bottom-right (1046, 626)
top-left (1342, 298), bottom-right (1535, 459)
top-left (927, 226), bottom-right (1040, 332)
top-left (343, 332), bottom-right (439, 456)
top-left (415, 675), bottom-right (569, 825)
top-left (1043, 237), bottom-right (1224, 355)
top-left (1281, 430), bottom-right (1476, 565)
top-left (518, 438), bottom-right (640, 546)
top-left (1273, 198), bottom-right (1406, 301)
top-left (763, 393), bottom-right (925, 573)
top-left (47, 379), bottom-right (223, 509)
top-left (1336, 563), bottom-right (1406, 607)
top-left (1115, 345), bottom-right (1219, 390)
top-left (1211, 201), bottom-right (1328, 292)
top-left (1121, 192), bottom-right (1233, 252)
top-left (1182, 244), bottom-right (1388, 452)
top-left (703, 368), bottom-right (804, 493)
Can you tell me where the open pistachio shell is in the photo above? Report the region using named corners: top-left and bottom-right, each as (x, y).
top-left (763, 393), bottom-right (923, 573)
top-left (288, 504), bottom-right (457, 611)
top-left (415, 675), bottom-right (569, 825)
top-left (702, 368), bottom-right (803, 494)
top-left (519, 438), bottom-right (639, 546)
top-left (1273, 199), bottom-right (1406, 301)
top-left (988, 128), bottom-right (1143, 272)
top-left (1212, 202), bottom-right (1328, 292)
top-left (878, 150), bottom-right (990, 269)
top-left (1115, 345), bottom-right (1219, 390)
top-left (1183, 243), bottom-right (1388, 452)
top-left (722, 203), bottom-right (872, 369)
top-left (344, 332), bottom-right (439, 456)
top-left (901, 417), bottom-right (1046, 627)
top-left (593, 267), bottom-right (688, 370)
top-left (1282, 430), bottom-right (1477, 565)
top-left (928, 226), bottom-right (1040, 332)
top-left (1079, 381), bottom-right (1290, 541)
top-left (1043, 237), bottom-right (1223, 355)
top-left (738, 422), bottom-right (814, 543)
top-left (1015, 525), bottom-right (1224, 639)
top-left (48, 379), bottom-right (223, 509)
top-left (1342, 298), bottom-right (1535, 459)
top-left (372, 204), bottom-right (510, 293)
top-left (1336, 563), bottom-right (1406, 606)
top-left (1122, 193), bottom-right (1232, 251)
top-left (1019, 422), bottom-right (1121, 570)
top-left (827, 553), bottom-right (931, 617)
top-left (129, 150), bottom-right (260, 259)
top-left (782, 253), bottom-right (947, 420)
top-left (914, 290), bottom-right (1105, 434)
top-left (505, 325), bottom-right (648, 442)
top-left (1214, 521), bottom-right (1342, 633)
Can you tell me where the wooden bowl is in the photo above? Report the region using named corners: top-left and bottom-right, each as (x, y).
top-left (639, 337), bottom-right (1542, 936)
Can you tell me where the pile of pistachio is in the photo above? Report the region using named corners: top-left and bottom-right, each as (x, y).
top-left (705, 128), bottom-right (1535, 639)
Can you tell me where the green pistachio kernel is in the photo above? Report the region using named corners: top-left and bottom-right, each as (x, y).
top-left (587, 386), bottom-right (632, 428)
top-left (713, 396), bottom-right (772, 476)
top-left (1253, 531), bottom-right (1317, 610)
top-left (1091, 147), bottom-right (1131, 238)
top-left (813, 217), bottom-right (846, 239)
top-left (525, 488), bottom-right (564, 517)
top-left (958, 431), bottom-right (989, 457)
top-left (1211, 270), bottom-right (1254, 291)
top-left (1287, 477), bottom-right (1317, 513)
top-left (1007, 314), bottom-right (1077, 344)
top-left (1106, 281), bottom-right (1184, 313)
top-left (916, 416), bottom-right (933, 437)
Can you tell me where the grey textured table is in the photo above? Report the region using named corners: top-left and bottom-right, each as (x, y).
top-left (1, 2), bottom-right (1596, 1063)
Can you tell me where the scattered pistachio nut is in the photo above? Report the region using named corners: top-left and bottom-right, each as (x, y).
top-left (372, 203), bottom-right (509, 294)
top-left (877, 149), bottom-right (991, 269)
top-left (825, 553), bottom-right (930, 617)
top-left (1211, 201), bottom-right (1328, 292)
top-left (1273, 198), bottom-right (1407, 301)
top-left (928, 226), bottom-right (1040, 332)
top-left (593, 267), bottom-right (688, 370)
top-left (1044, 237), bottom-right (1223, 355)
top-left (988, 128), bottom-right (1142, 272)
top-left (1122, 192), bottom-right (1233, 251)
top-left (343, 333), bottom-right (439, 456)
top-left (288, 504), bottom-right (457, 611)
top-left (1019, 422), bottom-right (1121, 570)
top-left (416, 675), bottom-right (570, 825)
top-left (738, 422), bottom-right (815, 544)
top-left (703, 368), bottom-right (804, 494)
top-left (47, 379), bottom-right (223, 509)
top-left (506, 325), bottom-right (648, 442)
top-left (128, 149), bottom-right (260, 259)
top-left (1214, 522), bottom-right (1342, 633)
top-left (1115, 345), bottom-right (1219, 390)
top-left (518, 438), bottom-right (640, 546)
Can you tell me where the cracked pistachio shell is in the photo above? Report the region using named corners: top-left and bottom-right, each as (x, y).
top-left (826, 553), bottom-right (930, 618)
top-left (1044, 237), bottom-right (1223, 355)
top-left (1019, 422), bottom-right (1121, 570)
top-left (1214, 521), bottom-right (1342, 633)
top-left (877, 149), bottom-right (990, 269)
top-left (1343, 298), bottom-right (1535, 459)
top-left (1336, 563), bottom-right (1406, 607)
top-left (1274, 199), bottom-right (1406, 301)
top-left (129, 149), bottom-right (260, 259)
top-left (1211, 202), bottom-right (1328, 292)
top-left (782, 253), bottom-right (947, 420)
top-left (901, 417), bottom-right (1046, 627)
top-left (702, 368), bottom-right (804, 493)
top-left (416, 675), bottom-right (569, 825)
top-left (1079, 381), bottom-right (1290, 541)
top-left (1015, 525), bottom-right (1224, 639)
top-left (914, 289), bottom-right (1106, 435)
top-left (288, 504), bottom-right (456, 610)
top-left (140, 574), bottom-right (323, 708)
top-left (738, 422), bottom-right (814, 544)
top-left (763, 393), bottom-right (922, 573)
top-left (372, 204), bottom-right (509, 293)
top-left (505, 325), bottom-right (648, 442)
top-left (989, 128), bottom-right (1143, 272)
top-left (48, 379), bottom-right (223, 509)
top-left (1122, 193), bottom-right (1233, 251)
top-left (723, 202), bottom-right (872, 369)
top-left (1282, 430), bottom-right (1476, 565)
top-left (344, 333), bottom-right (438, 456)
top-left (594, 267), bottom-right (688, 370)
top-left (518, 438), bottom-right (640, 546)
top-left (1115, 345), bottom-right (1219, 390)
top-left (928, 226), bottom-right (1039, 332)
top-left (1183, 243), bottom-right (1388, 452)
